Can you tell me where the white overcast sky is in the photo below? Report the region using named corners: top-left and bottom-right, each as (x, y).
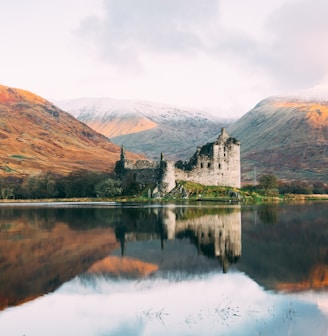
top-left (1, 0), bottom-right (328, 117)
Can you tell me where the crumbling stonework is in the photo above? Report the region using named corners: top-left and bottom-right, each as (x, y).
top-left (115, 148), bottom-right (176, 195)
top-left (175, 128), bottom-right (240, 188)
top-left (115, 128), bottom-right (240, 195)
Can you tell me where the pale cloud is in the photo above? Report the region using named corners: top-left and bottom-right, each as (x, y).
top-left (77, 0), bottom-right (220, 67)
top-left (1, 0), bottom-right (328, 117)
top-left (263, 0), bottom-right (328, 90)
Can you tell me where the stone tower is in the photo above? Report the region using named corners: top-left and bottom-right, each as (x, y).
top-left (175, 128), bottom-right (241, 188)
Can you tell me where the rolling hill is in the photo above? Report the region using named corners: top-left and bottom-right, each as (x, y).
top-left (4, 84), bottom-right (325, 184)
top-left (227, 97), bottom-right (328, 183)
top-left (57, 98), bottom-right (230, 160)
top-left (0, 85), bottom-right (143, 177)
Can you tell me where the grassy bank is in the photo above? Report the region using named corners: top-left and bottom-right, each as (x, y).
top-left (1, 183), bottom-right (328, 204)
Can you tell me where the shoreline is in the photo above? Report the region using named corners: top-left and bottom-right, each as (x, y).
top-left (0, 194), bottom-right (327, 205)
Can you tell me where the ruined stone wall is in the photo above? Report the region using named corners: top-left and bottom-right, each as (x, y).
top-left (160, 160), bottom-right (176, 193)
top-left (122, 167), bottom-right (161, 186)
top-left (175, 129), bottom-right (241, 188)
top-left (115, 128), bottom-right (241, 193)
top-left (214, 138), bottom-right (241, 188)
top-left (123, 160), bottom-right (160, 170)
top-left (115, 155), bottom-right (176, 194)
top-left (117, 159), bottom-right (161, 187)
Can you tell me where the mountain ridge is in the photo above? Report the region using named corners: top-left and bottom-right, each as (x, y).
top-left (0, 85), bottom-right (143, 177)
top-left (228, 96), bottom-right (328, 182)
top-left (57, 97), bottom-right (230, 160)
top-left (2, 84), bottom-right (326, 183)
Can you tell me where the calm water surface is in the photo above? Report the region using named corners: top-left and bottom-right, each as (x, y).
top-left (0, 201), bottom-right (327, 335)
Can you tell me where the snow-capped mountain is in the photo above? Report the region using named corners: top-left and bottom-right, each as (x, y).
top-left (57, 97), bottom-right (231, 160)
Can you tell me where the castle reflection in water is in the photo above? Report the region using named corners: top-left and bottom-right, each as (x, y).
top-left (116, 205), bottom-right (241, 272)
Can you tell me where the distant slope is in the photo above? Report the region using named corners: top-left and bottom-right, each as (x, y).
top-left (0, 85), bottom-right (142, 176)
top-left (58, 97), bottom-right (158, 137)
top-left (57, 98), bottom-right (230, 160)
top-left (228, 97), bottom-right (328, 182)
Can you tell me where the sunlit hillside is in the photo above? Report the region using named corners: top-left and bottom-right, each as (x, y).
top-left (58, 97), bottom-right (230, 160)
top-left (58, 97), bottom-right (159, 137)
top-left (228, 97), bottom-right (328, 183)
top-left (0, 85), bottom-right (143, 177)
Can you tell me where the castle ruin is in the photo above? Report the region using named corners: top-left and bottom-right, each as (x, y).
top-left (115, 128), bottom-right (240, 195)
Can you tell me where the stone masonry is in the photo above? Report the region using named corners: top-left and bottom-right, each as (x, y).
top-left (115, 128), bottom-right (241, 195)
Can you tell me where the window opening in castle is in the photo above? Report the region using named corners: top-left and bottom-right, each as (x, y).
top-left (207, 162), bottom-right (211, 168)
top-left (200, 163), bottom-right (204, 168)
top-left (218, 163), bottom-right (221, 169)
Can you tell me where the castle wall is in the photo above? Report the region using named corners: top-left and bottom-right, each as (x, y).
top-left (115, 156), bottom-right (176, 194)
top-left (123, 160), bottom-right (160, 170)
top-left (118, 160), bottom-right (161, 187)
top-left (175, 129), bottom-right (241, 188)
top-left (160, 160), bottom-right (176, 193)
top-left (115, 128), bottom-right (241, 193)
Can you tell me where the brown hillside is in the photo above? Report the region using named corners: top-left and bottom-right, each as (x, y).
top-left (228, 97), bottom-right (328, 183)
top-left (87, 115), bottom-right (158, 138)
top-left (0, 85), bottom-right (143, 176)
top-left (57, 97), bottom-right (158, 138)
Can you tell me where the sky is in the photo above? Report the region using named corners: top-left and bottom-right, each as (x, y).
top-left (1, 0), bottom-right (328, 118)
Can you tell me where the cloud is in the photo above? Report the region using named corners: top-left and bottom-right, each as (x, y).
top-left (259, 0), bottom-right (328, 91)
top-left (208, 0), bottom-right (328, 95)
top-left (77, 0), bottom-right (220, 67)
top-left (72, 0), bottom-right (328, 114)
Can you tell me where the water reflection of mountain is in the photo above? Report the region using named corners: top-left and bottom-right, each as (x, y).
top-left (0, 204), bottom-right (241, 310)
top-left (117, 206), bottom-right (241, 273)
top-left (238, 202), bottom-right (328, 292)
top-left (1, 202), bottom-right (326, 312)
top-left (0, 207), bottom-right (121, 311)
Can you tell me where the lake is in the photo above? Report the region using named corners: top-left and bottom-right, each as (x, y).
top-left (0, 201), bottom-right (327, 335)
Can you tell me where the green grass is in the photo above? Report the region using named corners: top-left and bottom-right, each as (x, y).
top-left (10, 154), bottom-right (27, 160)
top-left (0, 165), bottom-right (17, 173)
top-left (177, 181), bottom-right (237, 199)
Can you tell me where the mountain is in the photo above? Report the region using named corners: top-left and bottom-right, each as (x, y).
top-left (57, 98), bottom-right (230, 160)
top-left (227, 97), bottom-right (328, 183)
top-left (0, 85), bottom-right (142, 177)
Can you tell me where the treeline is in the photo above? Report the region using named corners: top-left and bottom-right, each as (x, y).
top-left (278, 180), bottom-right (328, 194)
top-left (245, 174), bottom-right (328, 195)
top-left (0, 170), bottom-right (123, 200)
top-left (1, 171), bottom-right (327, 200)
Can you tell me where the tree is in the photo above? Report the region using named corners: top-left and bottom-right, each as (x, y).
top-left (95, 178), bottom-right (123, 197)
top-left (0, 176), bottom-right (23, 199)
top-left (259, 174), bottom-right (278, 192)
